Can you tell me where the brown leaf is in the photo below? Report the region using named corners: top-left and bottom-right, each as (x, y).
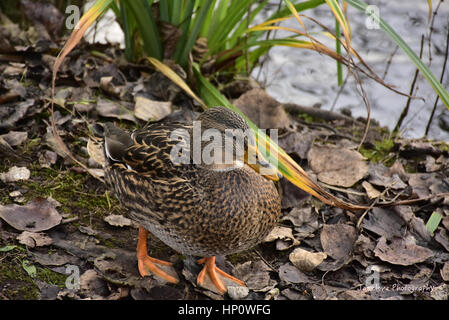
top-left (0, 131), bottom-right (28, 146)
top-left (289, 247), bottom-right (327, 272)
top-left (264, 226), bottom-right (299, 250)
top-left (361, 181), bottom-right (381, 199)
top-left (374, 236), bottom-right (434, 266)
top-left (320, 224), bottom-right (357, 261)
top-left (361, 207), bottom-right (405, 239)
top-left (0, 198), bottom-right (62, 232)
top-left (234, 261), bottom-right (276, 292)
top-left (393, 206), bottom-right (432, 242)
top-left (233, 88), bottom-right (291, 129)
top-left (134, 96), bottom-right (172, 122)
top-left (440, 262), bottom-right (449, 282)
top-left (368, 163), bottom-right (407, 190)
top-left (281, 207), bottom-right (320, 239)
top-left (96, 98), bottom-right (136, 123)
top-left (278, 130), bottom-right (315, 159)
top-left (17, 231), bottom-right (53, 248)
top-left (408, 173), bottom-right (449, 198)
top-left (278, 263), bottom-right (311, 284)
top-left (308, 145), bottom-right (369, 187)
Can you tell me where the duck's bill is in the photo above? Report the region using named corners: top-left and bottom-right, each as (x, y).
top-left (245, 144), bottom-right (281, 181)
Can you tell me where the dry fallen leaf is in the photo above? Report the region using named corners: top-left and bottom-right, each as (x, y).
top-left (17, 231), bottom-right (53, 248)
top-left (0, 198), bottom-right (62, 232)
top-left (264, 226), bottom-right (300, 250)
top-left (96, 98), bottom-right (136, 123)
top-left (307, 145), bottom-right (369, 187)
top-left (0, 131), bottom-right (28, 146)
top-left (233, 88), bottom-right (290, 129)
top-left (320, 224), bottom-right (357, 261)
top-left (361, 181), bottom-right (381, 199)
top-left (440, 262), bottom-right (449, 282)
top-left (361, 207), bottom-right (405, 239)
top-left (234, 260), bottom-right (276, 292)
top-left (278, 263), bottom-right (310, 284)
top-left (289, 247), bottom-right (327, 272)
top-left (374, 236), bottom-right (434, 266)
top-left (134, 96), bottom-right (172, 122)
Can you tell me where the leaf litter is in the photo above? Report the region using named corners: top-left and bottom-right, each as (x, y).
top-left (1, 8), bottom-right (449, 300)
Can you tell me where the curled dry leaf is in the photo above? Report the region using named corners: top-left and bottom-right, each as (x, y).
top-left (374, 236), bottom-right (434, 266)
top-left (264, 226), bottom-right (299, 250)
top-left (289, 247), bottom-right (327, 272)
top-left (368, 163), bottom-right (407, 190)
top-left (17, 231), bottom-right (53, 248)
top-left (440, 262), bottom-right (449, 282)
top-left (361, 181), bottom-right (381, 199)
top-left (307, 145), bottom-right (369, 187)
top-left (281, 207), bottom-right (320, 239)
top-left (0, 198), bottom-right (62, 232)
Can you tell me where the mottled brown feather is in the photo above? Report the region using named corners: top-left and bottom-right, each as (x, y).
top-left (103, 116), bottom-right (281, 257)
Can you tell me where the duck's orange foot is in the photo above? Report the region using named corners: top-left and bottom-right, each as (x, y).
top-left (137, 254), bottom-right (179, 283)
top-left (196, 256), bottom-right (245, 294)
top-left (137, 226), bottom-right (179, 283)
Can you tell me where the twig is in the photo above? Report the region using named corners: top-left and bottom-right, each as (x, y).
top-left (254, 249), bottom-right (277, 273)
top-left (330, 72), bottom-right (350, 111)
top-left (381, 45), bottom-right (399, 80)
top-left (356, 185), bottom-right (392, 230)
top-left (425, 20), bottom-right (449, 136)
top-left (427, 0), bottom-right (444, 68)
top-left (284, 102), bottom-right (364, 125)
top-left (378, 192), bottom-right (449, 207)
top-left (393, 35), bottom-right (425, 136)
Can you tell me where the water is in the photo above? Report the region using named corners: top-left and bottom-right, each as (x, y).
top-left (252, 0), bottom-right (449, 140)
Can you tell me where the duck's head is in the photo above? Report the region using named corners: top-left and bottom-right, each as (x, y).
top-left (196, 107), bottom-right (280, 181)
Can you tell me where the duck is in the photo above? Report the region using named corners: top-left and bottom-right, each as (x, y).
top-left (97, 106), bottom-right (281, 294)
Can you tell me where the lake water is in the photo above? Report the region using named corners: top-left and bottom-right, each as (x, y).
top-left (253, 0), bottom-right (449, 140)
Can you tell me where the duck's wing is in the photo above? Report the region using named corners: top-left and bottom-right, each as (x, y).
top-left (102, 122), bottom-right (200, 223)
top-left (102, 122), bottom-right (194, 178)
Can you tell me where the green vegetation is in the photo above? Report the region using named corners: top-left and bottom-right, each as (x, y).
top-left (0, 246), bottom-right (67, 299)
top-left (359, 138), bottom-right (395, 165)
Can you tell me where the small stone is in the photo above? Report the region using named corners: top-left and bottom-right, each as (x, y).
top-left (104, 214), bottom-right (132, 227)
top-left (227, 285), bottom-right (249, 300)
top-left (9, 190), bottom-right (22, 198)
top-left (1, 166), bottom-right (31, 183)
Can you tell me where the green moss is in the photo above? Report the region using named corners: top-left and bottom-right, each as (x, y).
top-left (36, 267), bottom-right (67, 288)
top-left (297, 112), bottom-right (325, 124)
top-left (360, 138), bottom-right (395, 165)
top-left (0, 253), bottom-right (40, 300)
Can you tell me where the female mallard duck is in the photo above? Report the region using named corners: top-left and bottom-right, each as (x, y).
top-left (100, 106), bottom-right (281, 294)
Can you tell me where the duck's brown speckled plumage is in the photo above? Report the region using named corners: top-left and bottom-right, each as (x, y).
top-left (102, 108), bottom-right (281, 258)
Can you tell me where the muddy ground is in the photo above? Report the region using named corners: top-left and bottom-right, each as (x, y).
top-left (1, 6), bottom-right (449, 300)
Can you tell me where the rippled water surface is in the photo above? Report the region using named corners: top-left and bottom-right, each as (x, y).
top-left (252, 0), bottom-right (449, 140)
